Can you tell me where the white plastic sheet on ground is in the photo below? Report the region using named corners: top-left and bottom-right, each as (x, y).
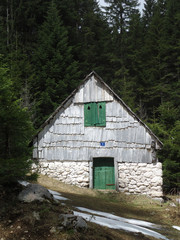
top-left (48, 189), bottom-right (69, 201)
top-left (173, 226), bottom-right (180, 231)
top-left (74, 207), bottom-right (169, 240)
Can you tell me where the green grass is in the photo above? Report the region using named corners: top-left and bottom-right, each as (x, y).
top-left (37, 174), bottom-right (180, 240)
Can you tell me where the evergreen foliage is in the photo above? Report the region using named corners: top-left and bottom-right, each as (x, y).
top-left (55, 0), bottom-right (112, 80)
top-left (0, 60), bottom-right (34, 185)
top-left (31, 2), bottom-right (80, 127)
top-left (104, 0), bottom-right (140, 108)
top-left (0, 0), bottom-right (179, 189)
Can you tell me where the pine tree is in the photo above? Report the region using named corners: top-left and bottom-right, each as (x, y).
top-left (0, 0), bottom-right (39, 110)
top-left (31, 2), bottom-right (80, 128)
top-left (160, 0), bottom-right (180, 106)
top-left (126, 10), bottom-right (145, 114)
top-left (0, 59), bottom-right (34, 185)
top-left (104, 0), bottom-right (139, 107)
top-left (140, 0), bottom-right (180, 118)
top-left (149, 102), bottom-right (180, 189)
top-left (143, 0), bottom-right (180, 190)
top-left (75, 0), bottom-right (112, 77)
top-left (9, 0), bottom-right (49, 52)
top-left (0, 0), bottom-right (7, 54)
top-left (139, 0), bottom-right (164, 117)
top-left (56, 0), bottom-right (112, 80)
top-left (142, 0), bottom-right (156, 28)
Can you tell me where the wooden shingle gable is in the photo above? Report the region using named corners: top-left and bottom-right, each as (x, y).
top-left (33, 71), bottom-right (163, 149)
top-left (91, 72), bottom-right (163, 149)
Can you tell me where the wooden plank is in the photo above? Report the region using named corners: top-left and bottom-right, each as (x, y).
top-left (74, 76), bottom-right (113, 103)
top-left (35, 91), bottom-right (156, 165)
top-left (89, 160), bottom-right (93, 188)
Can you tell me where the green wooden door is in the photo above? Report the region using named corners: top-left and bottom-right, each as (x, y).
top-left (93, 158), bottom-right (115, 190)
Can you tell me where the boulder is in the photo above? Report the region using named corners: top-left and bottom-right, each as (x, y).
top-left (59, 214), bottom-right (87, 232)
top-left (18, 183), bottom-right (53, 203)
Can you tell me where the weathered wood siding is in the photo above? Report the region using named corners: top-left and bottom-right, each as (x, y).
top-left (73, 76), bottom-right (113, 103)
top-left (33, 75), bottom-right (159, 164)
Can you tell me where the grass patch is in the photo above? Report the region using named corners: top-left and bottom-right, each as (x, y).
top-left (38, 175), bottom-right (180, 225)
top-left (36, 175), bottom-right (180, 239)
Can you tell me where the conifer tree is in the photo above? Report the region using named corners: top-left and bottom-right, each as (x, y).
top-left (55, 0), bottom-right (112, 80)
top-left (32, 2), bottom-right (80, 127)
top-left (143, 0), bottom-right (180, 189)
top-left (126, 10), bottom-right (145, 114)
top-left (0, 59), bottom-right (34, 185)
top-left (142, 0), bottom-right (156, 28)
top-left (148, 102), bottom-right (180, 189)
top-left (76, 0), bottom-right (111, 77)
top-left (104, 0), bottom-right (139, 107)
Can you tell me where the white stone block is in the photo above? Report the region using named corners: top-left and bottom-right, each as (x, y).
top-left (129, 188), bottom-right (135, 193)
top-left (130, 180), bottom-right (136, 185)
top-left (151, 176), bottom-right (162, 184)
top-left (143, 181), bottom-right (150, 186)
top-left (151, 186), bottom-right (162, 192)
top-left (119, 165), bottom-right (126, 170)
top-left (139, 186), bottom-right (146, 191)
top-left (119, 183), bottom-right (126, 188)
top-left (136, 171), bottom-right (141, 175)
top-left (140, 168), bottom-right (147, 173)
top-left (48, 163), bottom-right (55, 170)
top-left (138, 163), bottom-right (147, 167)
top-left (136, 182), bottom-right (142, 187)
top-left (41, 162), bottom-right (49, 168)
top-left (156, 162), bottom-right (162, 169)
top-left (129, 185), bottom-right (137, 189)
top-left (155, 169), bottom-right (162, 177)
top-left (135, 189), bottom-right (141, 193)
top-left (144, 172), bottom-right (152, 178)
top-left (119, 173), bottom-right (126, 179)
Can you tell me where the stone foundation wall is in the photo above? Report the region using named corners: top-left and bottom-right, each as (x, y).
top-left (32, 161), bottom-right (163, 197)
top-left (118, 162), bottom-right (163, 197)
top-left (32, 161), bottom-right (89, 187)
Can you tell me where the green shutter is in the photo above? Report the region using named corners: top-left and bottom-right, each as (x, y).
top-left (96, 102), bottom-right (106, 126)
top-left (84, 102), bottom-right (106, 127)
top-left (84, 103), bottom-right (92, 126)
top-left (84, 103), bottom-right (96, 126)
top-left (92, 102), bottom-right (97, 126)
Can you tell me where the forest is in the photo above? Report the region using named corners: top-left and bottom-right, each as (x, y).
top-left (0, 0), bottom-right (179, 190)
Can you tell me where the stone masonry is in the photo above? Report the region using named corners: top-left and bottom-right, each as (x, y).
top-left (32, 161), bottom-right (163, 197)
top-left (118, 162), bottom-right (163, 197)
top-left (32, 161), bottom-right (89, 187)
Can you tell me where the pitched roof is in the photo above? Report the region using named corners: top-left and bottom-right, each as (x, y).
top-left (34, 71), bottom-right (163, 148)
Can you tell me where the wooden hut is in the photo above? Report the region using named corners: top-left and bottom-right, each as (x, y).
top-left (33, 72), bottom-right (163, 197)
